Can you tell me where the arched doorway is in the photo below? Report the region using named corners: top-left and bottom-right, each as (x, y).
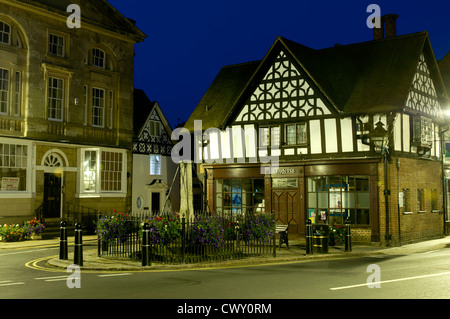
top-left (42, 151), bottom-right (65, 218)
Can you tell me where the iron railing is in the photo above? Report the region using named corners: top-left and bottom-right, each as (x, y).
top-left (97, 211), bottom-right (277, 264)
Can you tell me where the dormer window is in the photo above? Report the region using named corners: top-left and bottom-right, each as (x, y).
top-left (92, 48), bottom-right (105, 68)
top-left (0, 21), bottom-right (10, 45)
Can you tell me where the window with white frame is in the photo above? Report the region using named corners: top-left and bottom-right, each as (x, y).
top-left (259, 126), bottom-right (280, 148)
top-left (149, 121), bottom-right (160, 137)
top-left (83, 86), bottom-right (88, 125)
top-left (286, 123), bottom-right (308, 145)
top-left (48, 77), bottom-right (64, 121)
top-left (92, 48), bottom-right (105, 68)
top-left (101, 151), bottom-right (123, 191)
top-left (81, 149), bottom-right (125, 194)
top-left (0, 21), bottom-right (10, 45)
top-left (82, 150), bottom-right (97, 192)
top-left (49, 34), bottom-right (65, 57)
top-left (92, 88), bottom-right (105, 127)
top-left (0, 68), bottom-right (9, 114)
top-left (14, 72), bottom-right (21, 116)
top-left (0, 143), bottom-right (28, 192)
top-left (150, 155), bottom-right (161, 175)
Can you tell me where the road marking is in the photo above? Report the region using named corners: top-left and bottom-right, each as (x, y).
top-left (330, 270), bottom-right (450, 291)
top-left (0, 248), bottom-right (51, 256)
top-left (35, 275), bottom-right (68, 281)
top-left (97, 273), bottom-right (132, 278)
top-left (0, 281), bottom-right (25, 287)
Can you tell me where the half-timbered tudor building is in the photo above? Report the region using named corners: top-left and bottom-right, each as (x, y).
top-left (184, 24), bottom-right (448, 245)
top-left (132, 89), bottom-right (179, 214)
top-left (0, 0), bottom-right (146, 224)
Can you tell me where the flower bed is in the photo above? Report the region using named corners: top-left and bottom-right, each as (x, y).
top-left (241, 213), bottom-right (276, 244)
top-left (0, 218), bottom-right (46, 242)
top-left (141, 213), bottom-right (181, 246)
top-left (329, 225), bottom-right (345, 246)
top-left (96, 212), bottom-right (133, 243)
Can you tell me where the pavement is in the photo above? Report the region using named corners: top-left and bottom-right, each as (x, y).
top-left (3, 235), bottom-right (450, 272)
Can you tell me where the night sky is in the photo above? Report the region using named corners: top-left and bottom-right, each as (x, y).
top-left (106, 0), bottom-right (450, 129)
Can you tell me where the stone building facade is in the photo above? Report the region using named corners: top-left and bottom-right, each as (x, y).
top-left (0, 0), bottom-right (146, 223)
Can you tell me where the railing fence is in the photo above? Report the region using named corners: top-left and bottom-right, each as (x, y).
top-left (97, 211), bottom-right (277, 264)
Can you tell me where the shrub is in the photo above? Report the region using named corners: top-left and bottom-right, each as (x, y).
top-left (24, 218), bottom-right (46, 236)
top-left (242, 213), bottom-right (275, 244)
top-left (189, 215), bottom-right (224, 248)
top-left (329, 225), bottom-right (345, 246)
top-left (141, 213), bottom-right (181, 246)
top-left (96, 212), bottom-right (133, 243)
top-left (0, 224), bottom-right (28, 242)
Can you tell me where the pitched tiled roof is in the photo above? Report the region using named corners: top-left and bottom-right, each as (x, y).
top-left (14, 0), bottom-right (146, 40)
top-left (185, 31), bottom-right (447, 132)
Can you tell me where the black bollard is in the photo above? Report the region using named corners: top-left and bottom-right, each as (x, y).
top-left (74, 223), bottom-right (83, 266)
top-left (306, 219), bottom-right (313, 255)
top-left (345, 217), bottom-right (352, 252)
top-left (59, 221), bottom-right (68, 260)
top-left (142, 223), bottom-right (151, 267)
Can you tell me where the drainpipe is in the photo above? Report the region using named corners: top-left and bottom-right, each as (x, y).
top-left (384, 149), bottom-right (390, 246)
top-left (396, 158), bottom-right (401, 246)
top-left (441, 127), bottom-right (449, 236)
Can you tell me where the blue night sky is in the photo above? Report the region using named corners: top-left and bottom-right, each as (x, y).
top-left (106, 0), bottom-right (450, 129)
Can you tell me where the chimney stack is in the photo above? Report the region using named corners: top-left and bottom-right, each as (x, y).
top-left (373, 14), bottom-right (400, 40)
top-left (384, 14), bottom-right (399, 38)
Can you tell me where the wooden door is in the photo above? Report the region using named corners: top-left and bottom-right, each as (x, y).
top-left (272, 190), bottom-right (300, 234)
top-left (44, 173), bottom-right (62, 218)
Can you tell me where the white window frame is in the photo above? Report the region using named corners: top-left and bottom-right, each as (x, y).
top-left (150, 154), bottom-right (161, 176)
top-left (0, 68), bottom-right (9, 115)
top-left (0, 138), bottom-right (32, 198)
top-left (78, 148), bottom-right (127, 197)
top-left (92, 87), bottom-right (105, 127)
top-left (92, 48), bottom-right (105, 69)
top-left (14, 71), bottom-right (21, 117)
top-left (0, 21), bottom-right (11, 45)
top-left (49, 33), bottom-right (65, 57)
top-left (47, 77), bottom-right (64, 121)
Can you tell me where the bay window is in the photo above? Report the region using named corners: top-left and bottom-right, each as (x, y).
top-left (80, 148), bottom-right (126, 195)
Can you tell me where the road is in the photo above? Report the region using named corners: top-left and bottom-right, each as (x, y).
top-left (2, 242), bottom-right (450, 304)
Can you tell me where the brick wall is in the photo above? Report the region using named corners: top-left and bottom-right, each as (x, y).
top-left (377, 156), bottom-right (444, 245)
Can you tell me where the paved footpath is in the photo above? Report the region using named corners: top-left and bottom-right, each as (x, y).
top-left (3, 235), bottom-right (450, 271)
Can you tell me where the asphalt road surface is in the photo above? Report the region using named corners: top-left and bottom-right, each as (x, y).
top-left (2, 242), bottom-right (450, 305)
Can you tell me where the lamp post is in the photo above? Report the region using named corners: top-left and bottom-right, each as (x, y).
top-left (372, 120), bottom-right (391, 246)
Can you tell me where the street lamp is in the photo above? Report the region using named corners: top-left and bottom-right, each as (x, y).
top-left (371, 119), bottom-right (391, 246)
top-left (371, 120), bottom-right (389, 154)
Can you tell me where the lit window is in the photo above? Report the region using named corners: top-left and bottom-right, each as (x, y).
top-left (150, 155), bottom-right (161, 175)
top-left (259, 126), bottom-right (280, 148)
top-left (82, 149), bottom-right (125, 193)
top-left (286, 123), bottom-right (308, 145)
top-left (83, 150), bottom-right (97, 192)
top-left (0, 143), bottom-right (28, 192)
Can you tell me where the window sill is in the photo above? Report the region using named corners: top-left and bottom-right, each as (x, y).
top-left (402, 211), bottom-right (413, 215)
top-left (0, 192), bottom-right (33, 199)
top-left (76, 192), bottom-right (126, 198)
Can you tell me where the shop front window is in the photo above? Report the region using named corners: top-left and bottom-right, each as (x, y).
top-left (216, 178), bottom-right (265, 215)
top-left (307, 176), bottom-right (370, 225)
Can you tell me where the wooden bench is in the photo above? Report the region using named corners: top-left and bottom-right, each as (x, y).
top-left (276, 223), bottom-right (290, 249)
